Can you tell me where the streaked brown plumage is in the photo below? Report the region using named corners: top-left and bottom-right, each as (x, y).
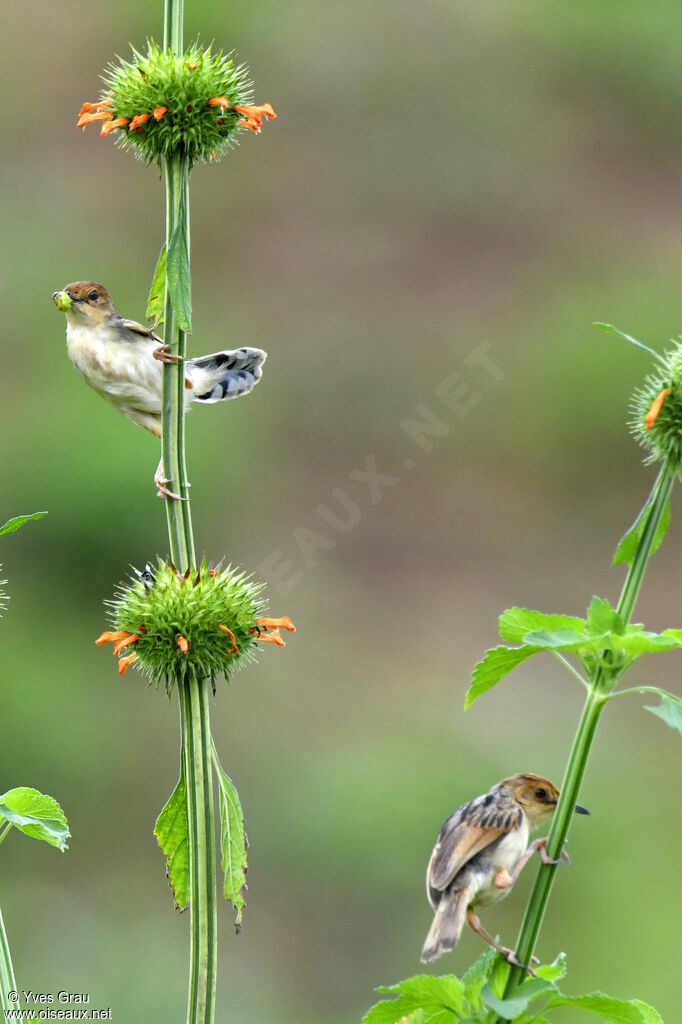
top-left (421, 772), bottom-right (589, 967)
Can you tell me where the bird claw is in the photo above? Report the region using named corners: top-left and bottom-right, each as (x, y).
top-left (154, 473), bottom-right (190, 501)
top-left (538, 843), bottom-right (571, 867)
top-left (153, 344), bottom-right (184, 364)
top-left (502, 948), bottom-right (539, 976)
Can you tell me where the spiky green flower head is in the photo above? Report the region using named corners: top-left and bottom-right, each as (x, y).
top-left (77, 41), bottom-right (276, 166)
top-left (97, 560), bottom-right (294, 692)
top-left (630, 340), bottom-right (682, 468)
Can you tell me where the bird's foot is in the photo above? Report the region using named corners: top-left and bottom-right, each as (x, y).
top-left (536, 838), bottom-right (572, 867)
top-left (153, 344), bottom-right (184, 364)
top-left (154, 470), bottom-right (189, 501)
top-left (502, 947), bottom-right (540, 976)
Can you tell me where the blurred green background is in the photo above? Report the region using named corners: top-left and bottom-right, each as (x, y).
top-left (1, 1), bottom-right (681, 1021)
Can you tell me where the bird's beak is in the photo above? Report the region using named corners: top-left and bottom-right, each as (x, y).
top-left (574, 803), bottom-right (590, 815)
top-left (52, 290), bottom-right (72, 312)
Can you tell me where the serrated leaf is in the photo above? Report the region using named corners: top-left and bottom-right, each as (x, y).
top-left (462, 947), bottom-right (497, 1007)
top-left (146, 243), bottom-right (166, 327)
top-left (154, 769), bottom-right (189, 909)
top-left (0, 512), bottom-right (47, 537)
top-left (613, 497), bottom-right (671, 567)
top-left (644, 690), bottom-right (682, 736)
top-left (481, 978), bottom-right (555, 1020)
top-left (534, 953), bottom-right (567, 983)
top-left (212, 742), bottom-right (248, 929)
top-left (586, 596), bottom-right (623, 636)
top-left (522, 628), bottom-right (594, 650)
top-left (498, 608), bottom-right (585, 643)
top-left (465, 645), bottom-right (537, 709)
top-left (379, 976), bottom-right (466, 1016)
top-left (630, 999), bottom-right (665, 1024)
top-left (547, 992), bottom-right (657, 1023)
top-left (618, 629), bottom-right (682, 655)
top-left (166, 196), bottom-right (192, 332)
top-left (0, 788), bottom-right (69, 851)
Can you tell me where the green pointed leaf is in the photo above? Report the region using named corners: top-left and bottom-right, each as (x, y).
top-left (462, 947), bottom-right (497, 1007)
top-left (522, 628), bottom-right (596, 650)
top-left (0, 512), bottom-right (47, 537)
top-left (481, 977), bottom-right (555, 1020)
top-left (586, 596), bottom-right (623, 636)
top-left (0, 788), bottom-right (69, 851)
top-left (379, 976), bottom-right (466, 1015)
top-left (547, 992), bottom-right (658, 1023)
top-left (613, 497), bottom-right (671, 567)
top-left (166, 195), bottom-right (192, 332)
top-left (212, 743), bottom-right (248, 929)
top-left (146, 243), bottom-right (166, 327)
top-left (499, 608), bottom-right (585, 643)
top-left (630, 999), bottom-right (665, 1024)
top-left (618, 628), bottom-right (682, 655)
top-left (644, 690), bottom-right (682, 736)
top-left (465, 645), bottom-right (536, 709)
top-left (154, 769), bottom-right (189, 910)
top-left (534, 952), bottom-right (567, 983)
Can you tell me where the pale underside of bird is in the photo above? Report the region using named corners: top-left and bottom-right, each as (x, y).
top-left (421, 772), bottom-right (589, 970)
top-left (53, 281), bottom-right (266, 496)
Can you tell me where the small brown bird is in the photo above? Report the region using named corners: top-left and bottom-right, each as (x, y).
top-left (421, 772), bottom-right (589, 967)
top-left (52, 281), bottom-right (266, 496)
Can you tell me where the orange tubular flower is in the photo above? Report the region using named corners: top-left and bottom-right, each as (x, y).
top-left (79, 99), bottom-right (112, 115)
top-left (233, 102), bottom-right (277, 133)
top-left (113, 633), bottom-right (140, 655)
top-left (252, 615), bottom-right (296, 647)
top-left (218, 625), bottom-right (239, 653)
top-left (101, 117), bottom-right (130, 136)
top-left (129, 112), bottom-right (151, 130)
top-left (77, 110), bottom-right (113, 128)
top-left (177, 635), bottom-right (189, 653)
top-left (153, 106), bottom-right (168, 120)
top-left (208, 96), bottom-right (230, 109)
top-left (96, 630), bottom-right (130, 646)
top-left (645, 387), bottom-right (672, 430)
top-left (118, 653), bottom-right (138, 675)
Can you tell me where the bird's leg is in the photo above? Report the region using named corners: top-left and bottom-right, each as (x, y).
top-left (508, 837), bottom-right (571, 884)
top-left (466, 909), bottom-right (539, 975)
top-left (154, 457), bottom-right (188, 501)
top-left (153, 345), bottom-right (184, 364)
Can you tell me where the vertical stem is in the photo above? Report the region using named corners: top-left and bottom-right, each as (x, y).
top-left (0, 898), bottom-right (17, 1015)
top-left (503, 455), bottom-right (678, 999)
top-left (161, 4), bottom-right (217, 1023)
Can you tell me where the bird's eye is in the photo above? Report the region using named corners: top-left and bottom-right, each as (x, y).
top-left (88, 290), bottom-right (99, 301)
top-left (535, 787), bottom-right (547, 800)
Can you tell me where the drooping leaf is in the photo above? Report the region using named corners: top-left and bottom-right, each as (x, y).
top-left (166, 195), bottom-right (192, 332)
top-left (481, 977), bottom-right (556, 1020)
top-left (547, 991), bottom-right (661, 1023)
top-left (0, 788), bottom-right (69, 851)
top-left (644, 690), bottom-right (682, 736)
top-left (154, 768), bottom-right (189, 910)
top-left (613, 497), bottom-right (671, 567)
top-left (498, 608), bottom-right (585, 644)
top-left (146, 243), bottom-right (166, 327)
top-left (212, 743), bottom-right (248, 929)
top-left (0, 512), bottom-right (47, 537)
top-left (618, 629), bottom-right (682, 656)
top-left (365, 975), bottom-right (467, 1023)
top-left (585, 596), bottom-right (623, 636)
top-left (464, 645), bottom-right (536, 709)
top-left (629, 999), bottom-right (665, 1024)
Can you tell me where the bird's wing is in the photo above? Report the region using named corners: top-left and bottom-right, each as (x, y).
top-left (118, 317), bottom-right (163, 343)
top-left (427, 797), bottom-right (522, 893)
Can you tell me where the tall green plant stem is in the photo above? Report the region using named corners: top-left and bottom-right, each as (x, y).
top-left (162, 3), bottom-right (217, 1023)
top-left (0, 899), bottom-right (17, 1016)
top-left (503, 455), bottom-right (678, 998)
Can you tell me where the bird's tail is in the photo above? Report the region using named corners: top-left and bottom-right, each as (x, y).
top-left (188, 347), bottom-right (267, 402)
top-left (420, 888), bottom-right (469, 963)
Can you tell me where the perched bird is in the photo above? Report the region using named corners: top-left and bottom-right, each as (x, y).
top-left (421, 772), bottom-right (589, 967)
top-left (52, 281), bottom-right (266, 496)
